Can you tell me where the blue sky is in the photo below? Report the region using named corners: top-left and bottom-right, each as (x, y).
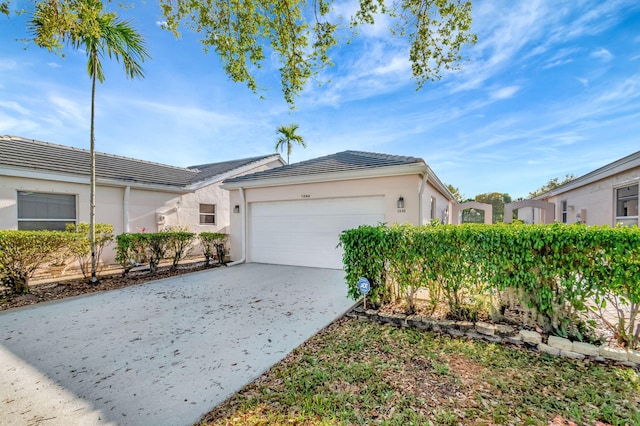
top-left (1, 0), bottom-right (639, 199)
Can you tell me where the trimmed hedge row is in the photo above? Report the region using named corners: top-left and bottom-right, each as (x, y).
top-left (1, 229), bottom-right (228, 294)
top-left (0, 230), bottom-right (83, 293)
top-left (339, 223), bottom-right (640, 349)
top-left (115, 231), bottom-right (228, 275)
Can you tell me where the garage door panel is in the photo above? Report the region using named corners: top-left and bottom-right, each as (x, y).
top-left (249, 197), bottom-right (385, 269)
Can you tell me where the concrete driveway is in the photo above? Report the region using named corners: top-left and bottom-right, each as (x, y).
top-left (0, 264), bottom-right (355, 425)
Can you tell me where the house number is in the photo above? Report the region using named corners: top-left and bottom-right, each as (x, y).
top-left (301, 194), bottom-right (311, 198)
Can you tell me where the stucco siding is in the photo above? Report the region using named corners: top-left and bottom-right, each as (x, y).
top-left (226, 174), bottom-right (441, 262)
top-left (543, 167), bottom-right (639, 226)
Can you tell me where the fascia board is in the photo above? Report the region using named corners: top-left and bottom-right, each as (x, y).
top-left (1, 166), bottom-right (191, 194)
top-left (220, 163), bottom-right (428, 190)
top-left (535, 153), bottom-right (640, 199)
top-left (425, 165), bottom-right (457, 202)
top-left (187, 154), bottom-right (284, 191)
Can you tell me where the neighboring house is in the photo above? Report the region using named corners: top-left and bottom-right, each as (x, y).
top-left (0, 135), bottom-right (284, 263)
top-left (221, 150), bottom-right (456, 269)
top-left (515, 150), bottom-right (639, 226)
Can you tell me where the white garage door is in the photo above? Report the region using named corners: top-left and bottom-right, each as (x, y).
top-left (249, 196), bottom-right (385, 269)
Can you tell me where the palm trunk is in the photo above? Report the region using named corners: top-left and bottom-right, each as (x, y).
top-left (89, 55), bottom-right (98, 283)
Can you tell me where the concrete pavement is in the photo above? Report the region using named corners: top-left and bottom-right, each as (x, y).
top-left (0, 264), bottom-right (355, 425)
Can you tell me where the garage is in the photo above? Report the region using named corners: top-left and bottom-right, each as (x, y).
top-left (248, 196), bottom-right (385, 269)
top-left (222, 150), bottom-right (455, 270)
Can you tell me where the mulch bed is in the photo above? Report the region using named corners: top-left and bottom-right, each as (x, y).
top-left (0, 262), bottom-right (221, 311)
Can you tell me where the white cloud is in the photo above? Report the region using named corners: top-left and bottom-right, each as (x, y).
top-left (490, 85), bottom-right (521, 100)
top-left (0, 101), bottom-right (31, 115)
top-left (577, 78), bottom-right (589, 87)
top-left (49, 95), bottom-right (87, 123)
top-left (47, 62), bottom-right (62, 68)
top-left (590, 48), bottom-right (614, 61)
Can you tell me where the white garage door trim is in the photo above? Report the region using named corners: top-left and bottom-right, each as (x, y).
top-left (248, 196), bottom-right (385, 269)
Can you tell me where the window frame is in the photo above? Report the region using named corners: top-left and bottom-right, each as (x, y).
top-left (561, 200), bottom-right (568, 224)
top-left (614, 183), bottom-right (639, 227)
top-left (199, 203), bottom-right (216, 225)
top-left (17, 191), bottom-right (77, 231)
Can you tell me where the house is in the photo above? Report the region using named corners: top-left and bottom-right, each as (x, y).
top-left (0, 135), bottom-right (284, 263)
top-left (221, 150), bottom-right (456, 269)
top-left (508, 150), bottom-right (639, 226)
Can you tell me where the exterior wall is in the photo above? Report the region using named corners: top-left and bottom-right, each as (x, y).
top-left (227, 173), bottom-right (449, 262)
top-left (542, 168), bottom-right (640, 227)
top-left (0, 159), bottom-right (282, 266)
top-left (0, 175), bottom-right (180, 263)
top-left (421, 182), bottom-right (453, 224)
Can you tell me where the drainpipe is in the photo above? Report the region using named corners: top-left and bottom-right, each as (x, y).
top-left (227, 187), bottom-right (246, 266)
top-left (123, 186), bottom-right (130, 233)
top-left (418, 172), bottom-right (428, 225)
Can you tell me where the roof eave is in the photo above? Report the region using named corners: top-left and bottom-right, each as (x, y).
top-left (535, 151), bottom-right (640, 199)
top-left (1, 166), bottom-right (191, 194)
top-left (221, 163), bottom-right (428, 190)
top-left (187, 154), bottom-right (285, 190)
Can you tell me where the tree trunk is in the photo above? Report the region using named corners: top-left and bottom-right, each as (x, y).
top-left (89, 56), bottom-right (98, 284)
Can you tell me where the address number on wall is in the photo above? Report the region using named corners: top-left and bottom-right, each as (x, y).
top-left (301, 194), bottom-right (311, 198)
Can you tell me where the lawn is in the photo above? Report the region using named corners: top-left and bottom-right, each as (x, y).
top-left (199, 317), bottom-right (640, 426)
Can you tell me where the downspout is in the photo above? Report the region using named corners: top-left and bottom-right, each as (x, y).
top-left (418, 172), bottom-right (428, 225)
top-left (227, 187), bottom-right (246, 266)
top-left (123, 186), bottom-right (130, 233)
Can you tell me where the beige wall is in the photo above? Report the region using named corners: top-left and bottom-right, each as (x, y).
top-left (0, 159), bottom-right (282, 265)
top-left (543, 167), bottom-right (640, 227)
top-left (227, 173), bottom-right (452, 261)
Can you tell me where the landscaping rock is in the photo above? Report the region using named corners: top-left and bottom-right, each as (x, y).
top-left (628, 349), bottom-right (640, 365)
top-left (548, 336), bottom-right (573, 351)
top-left (495, 324), bottom-right (515, 336)
top-left (538, 343), bottom-right (560, 356)
top-left (572, 341), bottom-right (599, 357)
top-left (520, 330), bottom-right (542, 345)
top-left (600, 346), bottom-right (628, 362)
top-left (475, 322), bottom-right (496, 336)
top-left (454, 321), bottom-right (475, 332)
top-left (559, 349), bottom-right (585, 360)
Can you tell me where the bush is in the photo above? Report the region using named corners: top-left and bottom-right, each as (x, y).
top-left (165, 230), bottom-right (196, 271)
top-left (340, 223), bottom-right (640, 349)
top-left (115, 233), bottom-right (148, 276)
top-left (199, 232), bottom-right (228, 266)
top-left (65, 223), bottom-right (114, 280)
top-left (0, 230), bottom-right (81, 293)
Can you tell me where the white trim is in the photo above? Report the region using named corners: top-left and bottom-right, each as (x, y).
top-left (1, 166), bottom-right (191, 194)
top-left (187, 155), bottom-right (285, 190)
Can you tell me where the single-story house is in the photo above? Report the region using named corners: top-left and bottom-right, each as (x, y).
top-left (221, 150), bottom-right (456, 269)
top-left (0, 135), bottom-right (284, 263)
top-left (514, 150), bottom-right (639, 226)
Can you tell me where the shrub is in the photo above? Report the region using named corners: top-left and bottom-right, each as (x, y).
top-left (65, 223), bottom-right (114, 280)
top-left (165, 228), bottom-right (196, 271)
top-left (115, 233), bottom-right (148, 276)
top-left (339, 223), bottom-right (640, 349)
top-left (199, 232), bottom-right (228, 266)
top-left (0, 230), bottom-right (81, 293)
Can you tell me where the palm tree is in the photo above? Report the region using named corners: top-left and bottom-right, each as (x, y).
top-left (275, 123), bottom-right (307, 164)
top-left (31, 0), bottom-right (150, 283)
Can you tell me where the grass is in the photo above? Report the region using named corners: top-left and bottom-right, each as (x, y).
top-left (199, 317), bottom-right (640, 426)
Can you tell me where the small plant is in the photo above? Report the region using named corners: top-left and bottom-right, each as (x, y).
top-left (199, 232), bottom-right (227, 266)
top-left (164, 226), bottom-right (195, 271)
top-left (66, 223), bottom-right (114, 280)
top-left (0, 230), bottom-right (81, 293)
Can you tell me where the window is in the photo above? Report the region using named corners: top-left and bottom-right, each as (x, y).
top-left (199, 204), bottom-right (216, 225)
top-left (561, 200), bottom-right (568, 224)
top-left (430, 196), bottom-right (436, 220)
top-left (17, 191), bottom-right (76, 230)
top-left (615, 184), bottom-right (639, 226)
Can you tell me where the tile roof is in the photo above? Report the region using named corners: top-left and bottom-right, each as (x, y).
top-left (0, 135), bottom-right (275, 188)
top-left (224, 150), bottom-right (425, 184)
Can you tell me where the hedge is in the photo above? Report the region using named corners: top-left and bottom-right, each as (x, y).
top-left (0, 230), bottom-right (82, 294)
top-left (339, 223), bottom-right (640, 348)
top-left (199, 232), bottom-right (228, 266)
top-left (115, 231), bottom-right (196, 275)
